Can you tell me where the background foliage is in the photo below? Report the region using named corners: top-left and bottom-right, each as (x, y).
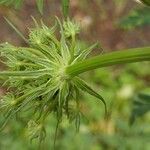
top-left (119, 7), bottom-right (150, 29)
top-left (0, 0), bottom-right (44, 14)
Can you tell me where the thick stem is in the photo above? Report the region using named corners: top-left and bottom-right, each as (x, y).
top-left (66, 47), bottom-right (150, 77)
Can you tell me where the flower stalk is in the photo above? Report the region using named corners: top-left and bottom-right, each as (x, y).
top-left (66, 47), bottom-right (150, 77)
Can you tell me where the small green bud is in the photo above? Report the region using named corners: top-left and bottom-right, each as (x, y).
top-left (63, 18), bottom-right (80, 38)
top-left (29, 28), bottom-right (49, 46)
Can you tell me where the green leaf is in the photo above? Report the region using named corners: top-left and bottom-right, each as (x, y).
top-left (74, 77), bottom-right (107, 116)
top-left (62, 0), bottom-right (70, 18)
top-left (36, 0), bottom-right (44, 14)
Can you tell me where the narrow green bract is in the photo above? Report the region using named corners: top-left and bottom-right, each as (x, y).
top-left (0, 18), bottom-right (106, 142)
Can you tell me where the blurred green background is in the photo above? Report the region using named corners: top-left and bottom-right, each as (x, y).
top-left (0, 0), bottom-right (150, 150)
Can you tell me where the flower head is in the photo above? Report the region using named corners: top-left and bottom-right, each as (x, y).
top-left (0, 18), bottom-right (106, 142)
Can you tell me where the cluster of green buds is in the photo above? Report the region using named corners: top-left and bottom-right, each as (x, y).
top-left (0, 18), bottom-right (106, 142)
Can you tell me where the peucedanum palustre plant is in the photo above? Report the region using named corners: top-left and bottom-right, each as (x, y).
top-left (0, 18), bottom-right (106, 143)
top-left (0, 17), bottom-right (150, 144)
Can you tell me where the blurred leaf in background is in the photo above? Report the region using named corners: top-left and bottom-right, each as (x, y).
top-left (0, 0), bottom-right (23, 9)
top-left (0, 0), bottom-right (44, 14)
top-left (36, 0), bottom-right (44, 14)
top-left (135, 0), bottom-right (150, 6)
top-left (118, 7), bottom-right (150, 30)
top-left (0, 0), bottom-right (70, 16)
top-left (130, 89), bottom-right (150, 124)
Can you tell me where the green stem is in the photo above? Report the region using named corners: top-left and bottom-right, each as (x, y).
top-left (62, 0), bottom-right (70, 19)
top-left (66, 47), bottom-right (150, 77)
